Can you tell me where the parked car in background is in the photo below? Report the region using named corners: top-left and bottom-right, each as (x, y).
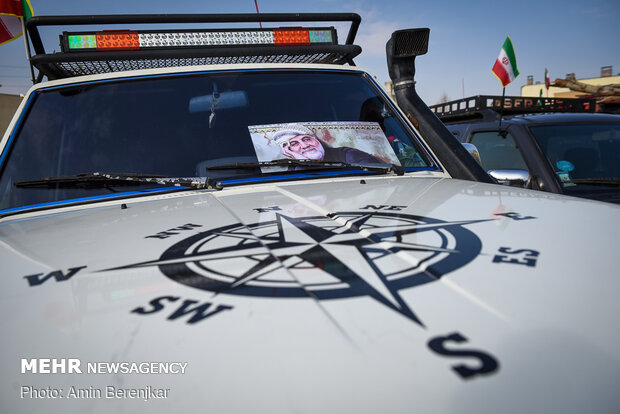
top-left (431, 95), bottom-right (620, 204)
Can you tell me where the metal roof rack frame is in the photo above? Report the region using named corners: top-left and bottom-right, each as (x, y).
top-left (25, 13), bottom-right (362, 82)
top-left (430, 95), bottom-right (597, 123)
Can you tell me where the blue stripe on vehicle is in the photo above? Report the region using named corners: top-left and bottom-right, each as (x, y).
top-left (0, 186), bottom-right (188, 216)
top-left (221, 170), bottom-right (373, 184)
top-left (0, 166), bottom-right (438, 216)
top-left (220, 167), bottom-right (437, 185)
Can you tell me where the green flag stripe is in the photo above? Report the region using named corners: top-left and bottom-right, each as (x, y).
top-left (502, 37), bottom-right (519, 77)
top-left (21, 0), bottom-right (33, 20)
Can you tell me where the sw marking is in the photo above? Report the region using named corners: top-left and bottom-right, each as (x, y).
top-left (23, 266), bottom-right (86, 287)
top-left (145, 223), bottom-right (202, 240)
top-left (493, 247), bottom-right (540, 267)
top-left (427, 332), bottom-right (499, 379)
top-left (131, 296), bottom-right (233, 324)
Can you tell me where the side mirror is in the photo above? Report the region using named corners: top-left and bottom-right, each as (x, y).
top-left (461, 143), bottom-right (481, 165)
top-left (488, 169), bottom-right (530, 187)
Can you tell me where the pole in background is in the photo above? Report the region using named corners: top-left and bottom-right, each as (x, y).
top-left (254, 0), bottom-right (262, 28)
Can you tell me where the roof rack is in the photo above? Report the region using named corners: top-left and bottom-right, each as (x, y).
top-left (430, 95), bottom-right (597, 122)
top-left (25, 13), bottom-right (362, 82)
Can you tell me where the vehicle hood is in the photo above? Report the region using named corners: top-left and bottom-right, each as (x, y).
top-left (1, 176), bottom-right (619, 414)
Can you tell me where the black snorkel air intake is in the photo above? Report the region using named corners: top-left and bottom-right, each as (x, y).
top-left (386, 29), bottom-right (494, 183)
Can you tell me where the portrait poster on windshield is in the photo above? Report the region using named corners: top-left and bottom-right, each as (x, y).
top-left (248, 121), bottom-right (401, 173)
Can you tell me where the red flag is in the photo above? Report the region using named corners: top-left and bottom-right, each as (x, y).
top-left (492, 37), bottom-right (519, 87)
top-left (545, 68), bottom-right (550, 90)
top-left (0, 0), bottom-right (33, 46)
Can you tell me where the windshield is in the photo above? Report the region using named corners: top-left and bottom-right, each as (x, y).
top-left (0, 70), bottom-right (434, 213)
top-left (529, 122), bottom-right (620, 197)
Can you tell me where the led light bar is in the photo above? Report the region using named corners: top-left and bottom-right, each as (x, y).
top-left (62, 27), bottom-right (336, 52)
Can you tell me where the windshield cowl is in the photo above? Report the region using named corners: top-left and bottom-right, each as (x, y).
top-left (207, 159), bottom-right (406, 176)
top-left (14, 172), bottom-right (224, 190)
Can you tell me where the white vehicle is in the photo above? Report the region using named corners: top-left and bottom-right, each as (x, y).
top-left (1, 13), bottom-right (619, 414)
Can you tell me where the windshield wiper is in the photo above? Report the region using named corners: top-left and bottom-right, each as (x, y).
top-left (567, 178), bottom-right (620, 187)
top-left (207, 159), bottom-right (405, 176)
top-left (15, 172), bottom-right (223, 190)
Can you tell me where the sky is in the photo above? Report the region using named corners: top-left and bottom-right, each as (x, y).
top-left (0, 0), bottom-right (618, 105)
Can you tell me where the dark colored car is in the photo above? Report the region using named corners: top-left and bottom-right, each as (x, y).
top-left (431, 96), bottom-right (620, 204)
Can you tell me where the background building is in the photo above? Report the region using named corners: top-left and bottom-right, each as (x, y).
top-left (0, 93), bottom-right (23, 134)
top-left (521, 66), bottom-right (620, 99)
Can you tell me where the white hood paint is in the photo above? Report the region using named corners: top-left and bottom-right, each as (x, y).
top-left (2, 176), bottom-right (619, 413)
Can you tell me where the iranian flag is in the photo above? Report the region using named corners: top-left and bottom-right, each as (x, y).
top-left (492, 36), bottom-right (519, 87)
top-left (0, 0), bottom-right (33, 46)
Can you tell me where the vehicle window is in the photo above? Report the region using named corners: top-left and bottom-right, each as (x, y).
top-left (530, 123), bottom-right (620, 183)
top-left (0, 71), bottom-right (433, 212)
top-left (469, 131), bottom-right (528, 171)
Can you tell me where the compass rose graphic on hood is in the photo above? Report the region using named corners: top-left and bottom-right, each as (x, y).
top-left (113, 212), bottom-right (486, 327)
